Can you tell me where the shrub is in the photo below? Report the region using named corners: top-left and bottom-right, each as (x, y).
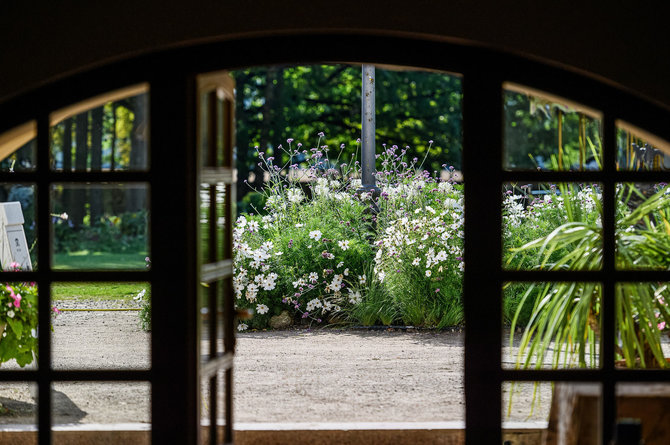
top-left (54, 210), bottom-right (148, 254)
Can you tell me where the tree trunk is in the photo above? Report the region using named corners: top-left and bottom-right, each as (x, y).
top-left (61, 119), bottom-right (74, 222)
top-left (252, 66), bottom-right (282, 194)
top-left (90, 107), bottom-right (104, 224)
top-left (127, 94), bottom-right (148, 212)
top-left (70, 112), bottom-right (89, 228)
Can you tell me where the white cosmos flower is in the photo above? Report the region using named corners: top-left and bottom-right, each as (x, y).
top-left (348, 289), bottom-right (362, 304)
top-left (425, 270), bottom-right (432, 277)
top-left (6, 310), bottom-right (15, 318)
top-left (412, 258), bottom-right (420, 266)
top-left (247, 220), bottom-right (259, 232)
top-left (237, 323), bottom-right (248, 331)
top-left (309, 272), bottom-right (319, 283)
top-left (358, 275), bottom-right (366, 285)
top-left (309, 230), bottom-right (322, 241)
top-left (287, 188), bottom-right (305, 204)
top-left (338, 240), bottom-right (350, 250)
top-left (256, 304), bottom-right (269, 315)
top-left (306, 298), bottom-right (323, 312)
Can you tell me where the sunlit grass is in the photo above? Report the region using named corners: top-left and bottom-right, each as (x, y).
top-left (52, 282), bottom-right (147, 301)
top-left (52, 251), bottom-right (147, 270)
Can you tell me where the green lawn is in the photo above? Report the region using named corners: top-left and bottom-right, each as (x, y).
top-left (52, 282), bottom-right (148, 301)
top-left (53, 251), bottom-right (147, 270)
top-left (51, 251), bottom-right (148, 300)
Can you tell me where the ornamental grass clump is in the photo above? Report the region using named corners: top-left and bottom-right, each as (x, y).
top-left (507, 183), bottom-right (670, 369)
top-left (233, 134), bottom-right (465, 330)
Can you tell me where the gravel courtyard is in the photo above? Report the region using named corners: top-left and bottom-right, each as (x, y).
top-left (0, 302), bottom-right (552, 426)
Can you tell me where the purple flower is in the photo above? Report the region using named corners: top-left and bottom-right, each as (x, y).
top-left (318, 131), bottom-right (325, 137)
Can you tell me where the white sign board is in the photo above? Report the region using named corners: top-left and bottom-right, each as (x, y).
top-left (0, 201), bottom-right (32, 271)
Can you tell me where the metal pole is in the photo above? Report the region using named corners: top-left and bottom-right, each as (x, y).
top-left (360, 64), bottom-right (379, 195)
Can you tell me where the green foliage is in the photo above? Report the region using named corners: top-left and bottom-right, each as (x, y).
top-left (233, 137), bottom-right (466, 330)
top-left (0, 281), bottom-right (39, 367)
top-left (508, 183), bottom-right (670, 369)
top-left (232, 65), bottom-right (462, 210)
top-left (503, 92), bottom-right (602, 170)
top-left (54, 210), bottom-right (148, 254)
top-left (135, 288), bottom-right (151, 332)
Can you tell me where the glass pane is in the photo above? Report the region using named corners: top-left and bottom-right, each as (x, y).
top-left (615, 283), bottom-right (670, 369)
top-left (51, 282), bottom-right (150, 370)
top-left (616, 122), bottom-right (670, 171)
top-left (199, 91), bottom-right (228, 168)
top-left (200, 280), bottom-right (215, 364)
top-left (218, 97), bottom-right (230, 167)
top-left (52, 382), bottom-right (150, 438)
top-left (616, 383), bottom-right (670, 445)
top-left (0, 381), bottom-right (37, 440)
top-left (0, 283), bottom-right (38, 370)
top-left (503, 282), bottom-right (601, 369)
top-left (503, 84), bottom-right (602, 171)
top-left (503, 182), bottom-right (603, 271)
top-left (50, 87), bottom-right (149, 171)
top-left (201, 182), bottom-right (227, 263)
top-left (0, 183), bottom-right (36, 270)
top-left (616, 183), bottom-right (670, 271)
top-left (504, 381), bottom-right (601, 443)
top-left (216, 369), bottom-right (227, 436)
top-left (217, 279), bottom-right (228, 357)
top-left (0, 121), bottom-right (36, 172)
top-left (51, 183), bottom-right (149, 270)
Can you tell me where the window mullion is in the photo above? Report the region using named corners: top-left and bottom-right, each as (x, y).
top-left (600, 114), bottom-right (618, 445)
top-left (35, 113), bottom-right (52, 445)
top-left (462, 70), bottom-right (504, 445)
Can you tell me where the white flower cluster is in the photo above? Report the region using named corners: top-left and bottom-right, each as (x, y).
top-left (376, 194), bottom-right (465, 280)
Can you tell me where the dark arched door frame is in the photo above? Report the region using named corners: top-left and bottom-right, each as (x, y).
top-left (1, 32), bottom-right (669, 445)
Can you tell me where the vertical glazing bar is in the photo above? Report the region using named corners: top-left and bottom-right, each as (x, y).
top-left (462, 71), bottom-right (503, 445)
top-left (600, 115), bottom-right (617, 445)
top-left (209, 375), bottom-right (217, 445)
top-left (223, 90), bottom-right (236, 445)
top-left (209, 185), bottom-right (217, 360)
top-left (150, 73), bottom-right (200, 445)
top-left (36, 113), bottom-right (52, 445)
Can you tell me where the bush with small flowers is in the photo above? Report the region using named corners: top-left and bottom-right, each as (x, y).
top-left (0, 263), bottom-right (40, 367)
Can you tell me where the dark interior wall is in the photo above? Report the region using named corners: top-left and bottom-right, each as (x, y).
top-left (1, 1), bottom-right (669, 108)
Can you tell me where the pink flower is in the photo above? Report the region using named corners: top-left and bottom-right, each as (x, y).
top-left (52, 306), bottom-right (62, 315)
top-left (659, 322), bottom-right (666, 330)
top-left (12, 293), bottom-right (21, 308)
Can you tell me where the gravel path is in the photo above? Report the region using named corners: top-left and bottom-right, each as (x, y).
top-left (0, 304), bottom-right (563, 426)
